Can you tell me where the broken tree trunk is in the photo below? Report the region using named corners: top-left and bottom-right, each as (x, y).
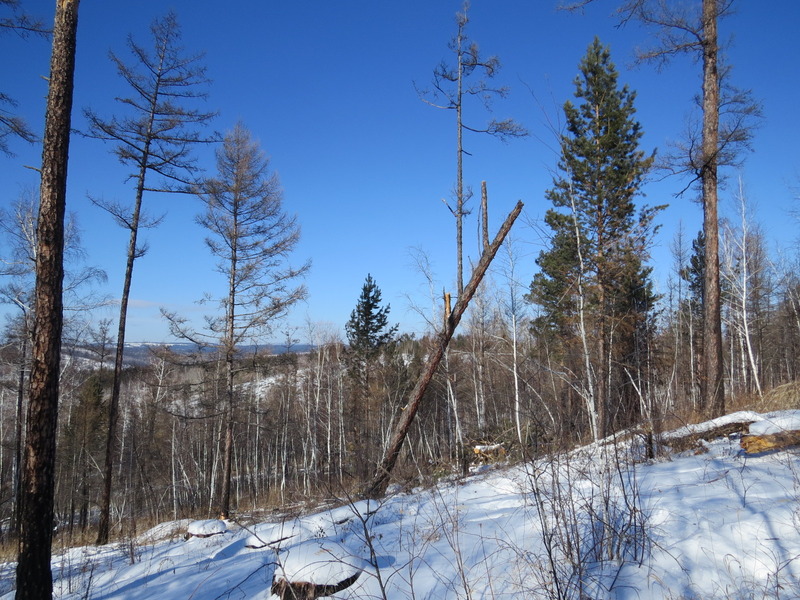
top-left (740, 430), bottom-right (800, 454)
top-left (361, 200), bottom-right (523, 499)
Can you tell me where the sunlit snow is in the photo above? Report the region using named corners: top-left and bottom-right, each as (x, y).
top-left (2, 412), bottom-right (799, 599)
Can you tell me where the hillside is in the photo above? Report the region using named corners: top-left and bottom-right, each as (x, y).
top-left (3, 410), bottom-right (800, 599)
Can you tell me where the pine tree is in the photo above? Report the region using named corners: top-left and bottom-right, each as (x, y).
top-left (60, 373), bottom-right (108, 531)
top-left (683, 230), bottom-right (706, 320)
top-left (16, 1), bottom-right (79, 597)
top-left (344, 274), bottom-right (398, 476)
top-left (345, 274), bottom-right (398, 360)
top-left (528, 38), bottom-right (661, 438)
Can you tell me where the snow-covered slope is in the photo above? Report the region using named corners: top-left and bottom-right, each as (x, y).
top-left (2, 411), bottom-right (800, 599)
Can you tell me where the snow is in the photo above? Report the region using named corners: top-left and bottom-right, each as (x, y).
top-left (662, 410), bottom-right (762, 439)
top-left (136, 519), bottom-right (192, 544)
top-left (2, 410), bottom-right (800, 599)
top-left (273, 539), bottom-right (367, 585)
top-left (186, 519), bottom-right (228, 537)
top-left (748, 410), bottom-right (800, 435)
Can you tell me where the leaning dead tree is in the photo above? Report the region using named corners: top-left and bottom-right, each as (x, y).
top-left (362, 199), bottom-right (523, 499)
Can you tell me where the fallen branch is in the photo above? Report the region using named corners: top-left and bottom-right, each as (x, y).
top-left (664, 421), bottom-right (753, 453)
top-left (740, 430), bottom-right (800, 455)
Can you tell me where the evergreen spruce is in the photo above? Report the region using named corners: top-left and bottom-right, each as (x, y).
top-left (345, 274), bottom-right (398, 360)
top-left (683, 230), bottom-right (706, 318)
top-left (528, 38), bottom-right (662, 437)
top-left (345, 274), bottom-right (398, 477)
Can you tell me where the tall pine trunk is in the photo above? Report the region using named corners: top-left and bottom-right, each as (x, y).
top-left (701, 0), bottom-right (725, 417)
top-left (16, 1), bottom-right (80, 597)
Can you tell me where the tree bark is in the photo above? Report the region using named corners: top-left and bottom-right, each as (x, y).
top-left (701, 0), bottom-right (725, 417)
top-left (362, 200), bottom-right (523, 499)
top-left (96, 176), bottom-right (144, 544)
top-left (16, 1), bottom-right (80, 598)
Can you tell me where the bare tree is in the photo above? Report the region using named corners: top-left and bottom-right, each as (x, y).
top-left (497, 232), bottom-right (528, 445)
top-left (417, 1), bottom-right (526, 297)
top-left (0, 191), bottom-right (105, 537)
top-left (164, 123), bottom-right (308, 518)
top-left (15, 0), bottom-right (80, 597)
top-left (0, 0), bottom-right (48, 156)
top-left (721, 177), bottom-right (768, 398)
top-left (84, 10), bottom-right (216, 544)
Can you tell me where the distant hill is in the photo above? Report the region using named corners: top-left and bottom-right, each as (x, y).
top-left (67, 342), bottom-right (314, 368)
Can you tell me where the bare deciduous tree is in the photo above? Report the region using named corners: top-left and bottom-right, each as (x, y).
top-left (164, 123), bottom-right (308, 518)
top-left (417, 1), bottom-right (526, 297)
top-left (0, 191), bottom-right (105, 537)
top-left (84, 10), bottom-right (217, 544)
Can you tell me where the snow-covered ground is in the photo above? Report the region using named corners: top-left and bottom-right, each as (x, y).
top-left (2, 411), bottom-right (800, 599)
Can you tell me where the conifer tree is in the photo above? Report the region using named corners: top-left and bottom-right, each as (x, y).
top-left (344, 274), bottom-right (398, 476)
top-left (84, 11), bottom-right (216, 544)
top-left (16, 0), bottom-right (80, 596)
top-left (683, 230), bottom-right (706, 321)
top-left (528, 38), bottom-right (661, 438)
top-left (345, 274), bottom-right (398, 360)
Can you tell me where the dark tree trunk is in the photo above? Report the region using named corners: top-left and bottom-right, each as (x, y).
top-left (97, 169), bottom-right (145, 544)
top-left (219, 372), bottom-right (234, 519)
top-left (701, 0), bottom-right (725, 417)
top-left (16, 1), bottom-right (80, 598)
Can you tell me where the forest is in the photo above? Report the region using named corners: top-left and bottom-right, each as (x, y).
top-left (1, 1), bottom-right (799, 598)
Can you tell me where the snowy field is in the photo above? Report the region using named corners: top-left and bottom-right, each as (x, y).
top-left (2, 411), bottom-right (800, 599)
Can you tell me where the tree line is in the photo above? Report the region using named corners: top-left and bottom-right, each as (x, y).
top-left (0, 1), bottom-right (788, 599)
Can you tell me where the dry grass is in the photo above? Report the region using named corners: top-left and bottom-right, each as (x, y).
top-left (0, 538), bottom-right (17, 563)
top-left (648, 382), bottom-right (800, 457)
top-left (754, 381), bottom-right (800, 412)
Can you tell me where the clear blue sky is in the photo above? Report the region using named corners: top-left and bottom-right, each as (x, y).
top-left (1, 1), bottom-right (798, 344)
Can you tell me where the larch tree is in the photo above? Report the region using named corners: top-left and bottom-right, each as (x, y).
top-left (165, 123), bottom-right (308, 519)
top-left (418, 1), bottom-right (525, 297)
top-left (15, 0), bottom-right (80, 597)
top-left (83, 11), bottom-right (216, 544)
top-left (527, 38), bottom-right (660, 440)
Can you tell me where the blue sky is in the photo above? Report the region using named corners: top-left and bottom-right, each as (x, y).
top-left (1, 1), bottom-right (798, 344)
